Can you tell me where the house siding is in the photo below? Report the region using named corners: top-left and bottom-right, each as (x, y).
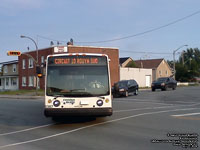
top-left (120, 67), bottom-right (152, 87)
top-left (156, 60), bottom-right (172, 79)
top-left (0, 61), bottom-right (19, 91)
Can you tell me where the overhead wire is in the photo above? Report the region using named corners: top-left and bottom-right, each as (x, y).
top-left (38, 9), bottom-right (200, 44)
top-left (120, 50), bottom-right (172, 55)
top-left (74, 10), bottom-right (200, 43)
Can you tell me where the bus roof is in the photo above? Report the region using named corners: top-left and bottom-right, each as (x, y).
top-left (47, 53), bottom-right (109, 58)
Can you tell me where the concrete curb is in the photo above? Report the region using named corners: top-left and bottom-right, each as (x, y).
top-left (0, 95), bottom-right (44, 99)
top-left (139, 88), bottom-right (151, 91)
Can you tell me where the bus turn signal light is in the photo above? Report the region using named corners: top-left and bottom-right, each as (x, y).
top-left (37, 74), bottom-right (43, 78)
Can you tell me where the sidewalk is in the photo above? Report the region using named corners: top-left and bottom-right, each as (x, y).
top-left (139, 88), bottom-right (151, 91)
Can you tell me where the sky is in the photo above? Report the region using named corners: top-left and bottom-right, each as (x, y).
top-left (1, 0), bottom-right (200, 63)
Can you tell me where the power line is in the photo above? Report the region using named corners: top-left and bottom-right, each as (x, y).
top-left (37, 10), bottom-right (200, 44)
top-left (120, 50), bottom-right (172, 55)
top-left (37, 35), bottom-right (67, 43)
top-left (75, 10), bottom-right (200, 43)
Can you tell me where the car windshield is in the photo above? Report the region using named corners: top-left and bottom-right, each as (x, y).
top-left (157, 78), bottom-right (167, 82)
top-left (46, 65), bottom-right (109, 97)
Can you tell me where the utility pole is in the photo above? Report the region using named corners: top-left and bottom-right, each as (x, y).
top-left (20, 35), bottom-right (39, 95)
top-left (173, 45), bottom-right (188, 79)
top-left (181, 51), bottom-right (185, 65)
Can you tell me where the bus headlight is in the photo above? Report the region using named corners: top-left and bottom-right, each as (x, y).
top-left (53, 100), bottom-right (60, 107)
top-left (97, 100), bottom-right (103, 106)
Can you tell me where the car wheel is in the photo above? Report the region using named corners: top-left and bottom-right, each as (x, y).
top-left (125, 91), bottom-right (129, 97)
top-left (165, 86), bottom-right (168, 91)
top-left (172, 86), bottom-right (176, 90)
top-left (134, 89), bottom-right (138, 95)
top-left (152, 88), bottom-right (155, 92)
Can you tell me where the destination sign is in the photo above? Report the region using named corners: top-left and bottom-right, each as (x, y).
top-left (48, 55), bottom-right (107, 66)
top-left (54, 57), bottom-right (98, 65)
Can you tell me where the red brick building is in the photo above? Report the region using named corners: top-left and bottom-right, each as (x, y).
top-left (18, 45), bottom-right (119, 90)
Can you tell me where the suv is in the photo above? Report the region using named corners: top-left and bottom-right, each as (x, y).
top-left (112, 80), bottom-right (139, 97)
top-left (151, 77), bottom-right (177, 91)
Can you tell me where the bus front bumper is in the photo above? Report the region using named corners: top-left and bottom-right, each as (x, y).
top-left (44, 108), bottom-right (113, 117)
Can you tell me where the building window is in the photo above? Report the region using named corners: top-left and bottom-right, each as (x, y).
top-left (11, 77), bottom-right (17, 86)
top-left (13, 64), bottom-right (17, 72)
top-left (41, 56), bottom-right (44, 64)
top-left (29, 58), bottom-right (34, 68)
top-left (22, 77), bottom-right (26, 87)
top-left (159, 70), bottom-right (162, 75)
top-left (4, 65), bottom-right (8, 74)
top-left (6, 78), bottom-right (9, 86)
top-left (29, 76), bottom-right (34, 87)
top-left (22, 59), bottom-right (26, 69)
top-left (166, 70), bottom-right (168, 76)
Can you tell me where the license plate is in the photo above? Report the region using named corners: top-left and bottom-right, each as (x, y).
top-left (80, 100), bottom-right (89, 105)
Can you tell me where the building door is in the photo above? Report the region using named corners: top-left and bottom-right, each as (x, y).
top-left (145, 75), bottom-right (151, 87)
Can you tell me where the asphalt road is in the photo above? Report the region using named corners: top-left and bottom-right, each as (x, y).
top-left (0, 86), bottom-right (199, 150)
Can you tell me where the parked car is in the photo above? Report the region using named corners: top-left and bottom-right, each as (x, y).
top-left (112, 80), bottom-right (139, 97)
top-left (151, 77), bottom-right (177, 91)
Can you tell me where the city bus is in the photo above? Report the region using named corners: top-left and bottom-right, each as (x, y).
top-left (44, 53), bottom-right (112, 118)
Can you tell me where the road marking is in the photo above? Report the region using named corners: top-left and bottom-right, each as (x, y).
top-left (171, 112), bottom-right (200, 117)
top-left (114, 100), bottom-right (175, 106)
top-left (0, 107), bottom-right (199, 149)
top-left (1, 103), bottom-right (199, 137)
top-left (114, 105), bottom-right (175, 113)
top-left (171, 101), bottom-right (196, 104)
top-left (114, 100), bottom-right (200, 107)
top-left (0, 123), bottom-right (55, 136)
top-left (115, 98), bottom-right (197, 104)
top-left (115, 98), bottom-right (159, 102)
top-left (172, 116), bottom-right (200, 121)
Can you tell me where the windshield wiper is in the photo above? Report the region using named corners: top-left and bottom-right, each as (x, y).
top-left (70, 89), bottom-right (86, 92)
top-left (48, 94), bottom-right (65, 99)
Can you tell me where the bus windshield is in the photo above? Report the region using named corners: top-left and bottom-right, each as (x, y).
top-left (46, 65), bottom-right (109, 97)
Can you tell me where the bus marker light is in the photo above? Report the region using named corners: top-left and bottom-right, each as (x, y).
top-left (48, 99), bottom-right (52, 103)
top-left (105, 98), bottom-right (109, 103)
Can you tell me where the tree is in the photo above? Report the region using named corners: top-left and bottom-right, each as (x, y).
top-left (175, 63), bottom-right (189, 82)
top-left (176, 48), bottom-right (200, 81)
top-left (126, 61), bottom-right (137, 68)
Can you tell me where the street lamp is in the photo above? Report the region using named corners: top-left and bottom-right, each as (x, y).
top-left (173, 45), bottom-right (188, 79)
top-left (20, 35), bottom-right (39, 95)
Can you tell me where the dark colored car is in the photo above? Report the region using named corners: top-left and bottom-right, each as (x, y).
top-left (151, 77), bottom-right (177, 91)
top-left (112, 80), bottom-right (139, 97)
